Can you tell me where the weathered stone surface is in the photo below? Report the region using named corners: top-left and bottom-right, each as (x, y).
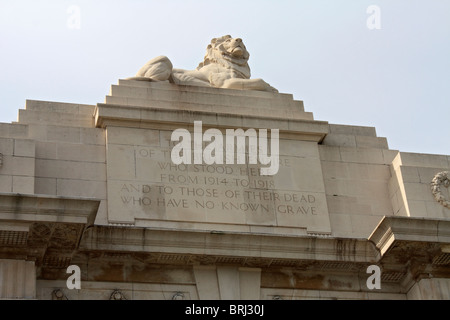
top-left (0, 56), bottom-right (448, 299)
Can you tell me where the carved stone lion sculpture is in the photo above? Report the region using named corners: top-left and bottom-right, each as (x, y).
top-left (127, 35), bottom-right (278, 93)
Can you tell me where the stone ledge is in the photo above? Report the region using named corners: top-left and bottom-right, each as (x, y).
top-left (0, 193), bottom-right (100, 267)
top-left (104, 96), bottom-right (312, 120)
top-left (0, 193), bottom-right (100, 226)
top-left (369, 216), bottom-right (450, 255)
top-left (109, 84), bottom-right (301, 108)
top-left (79, 226), bottom-right (379, 264)
top-left (94, 103), bottom-right (328, 142)
top-left (117, 79), bottom-right (294, 100)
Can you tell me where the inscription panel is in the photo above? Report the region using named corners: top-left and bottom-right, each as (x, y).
top-left (106, 127), bottom-right (331, 233)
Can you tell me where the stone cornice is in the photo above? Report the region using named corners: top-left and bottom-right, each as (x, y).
top-left (0, 193), bottom-right (100, 226)
top-left (79, 226), bottom-right (379, 265)
top-left (368, 216), bottom-right (450, 256)
top-left (94, 103), bottom-right (329, 143)
top-left (0, 193), bottom-right (100, 266)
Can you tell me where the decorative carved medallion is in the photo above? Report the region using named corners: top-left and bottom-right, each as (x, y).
top-left (431, 171), bottom-right (450, 209)
top-left (110, 290), bottom-right (127, 300)
top-left (52, 289), bottom-right (68, 300)
top-left (172, 292), bottom-right (185, 300)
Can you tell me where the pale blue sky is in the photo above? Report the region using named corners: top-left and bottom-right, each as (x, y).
top-left (1, 1), bottom-right (449, 155)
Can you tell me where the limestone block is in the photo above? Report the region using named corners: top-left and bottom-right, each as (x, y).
top-left (0, 123), bottom-right (28, 139)
top-left (404, 182), bottom-right (434, 202)
top-left (382, 149), bottom-right (399, 163)
top-left (35, 177), bottom-right (57, 195)
top-left (35, 159), bottom-right (106, 181)
top-left (355, 136), bottom-right (388, 149)
top-left (350, 214), bottom-right (384, 238)
top-left (279, 139), bottom-right (320, 158)
top-left (326, 195), bottom-right (357, 214)
top-left (46, 126), bottom-right (81, 143)
top-left (346, 180), bottom-right (390, 199)
top-left (318, 145), bottom-right (341, 162)
top-left (18, 110), bottom-right (94, 128)
top-left (193, 266), bottom-right (221, 300)
top-left (12, 176), bottom-right (34, 194)
top-left (328, 212), bottom-right (353, 236)
top-left (322, 161), bottom-right (349, 179)
top-left (13, 139), bottom-right (35, 158)
top-left (0, 259), bottom-right (36, 299)
top-left (118, 79), bottom-right (283, 99)
top-left (25, 100), bottom-right (95, 115)
top-left (0, 175), bottom-right (12, 193)
top-left (106, 144), bottom-right (140, 180)
top-left (111, 84), bottom-right (293, 110)
top-left (425, 199), bottom-right (448, 219)
top-left (35, 141), bottom-right (57, 159)
top-left (88, 200), bottom-right (106, 224)
top-left (390, 190), bottom-right (401, 214)
top-left (1, 155), bottom-right (35, 177)
top-left (0, 138), bottom-right (14, 155)
top-left (407, 278), bottom-right (450, 300)
top-left (56, 179), bottom-right (106, 199)
top-left (418, 167), bottom-right (449, 183)
top-left (350, 163), bottom-right (391, 181)
top-left (273, 156), bottom-right (326, 192)
top-left (159, 130), bottom-right (173, 148)
top-left (324, 179), bottom-right (349, 197)
top-left (389, 153), bottom-right (449, 218)
top-left (239, 268), bottom-right (261, 300)
top-left (339, 147), bottom-right (385, 164)
top-left (400, 152), bottom-right (448, 168)
top-left (104, 95), bottom-right (128, 105)
top-left (26, 124), bottom-right (47, 141)
top-left (369, 194), bottom-right (394, 215)
top-left (399, 166), bottom-right (421, 183)
top-left (107, 126), bottom-right (159, 146)
top-left (80, 128), bottom-right (106, 145)
top-left (56, 143), bottom-right (106, 163)
top-left (115, 96), bottom-right (311, 121)
top-left (322, 134), bottom-right (356, 148)
top-left (217, 266), bottom-right (241, 300)
top-left (329, 124), bottom-right (377, 137)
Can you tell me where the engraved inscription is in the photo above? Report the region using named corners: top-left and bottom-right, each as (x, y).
top-left (106, 127), bottom-right (331, 233)
top-left (115, 147), bottom-right (322, 220)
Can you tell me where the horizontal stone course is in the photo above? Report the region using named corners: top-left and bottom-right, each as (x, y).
top-left (118, 79), bottom-right (294, 100)
top-left (35, 159), bottom-right (106, 181)
top-left (25, 100), bottom-right (95, 116)
top-left (110, 84), bottom-right (299, 107)
top-left (18, 110), bottom-right (94, 128)
top-left (105, 81), bottom-right (314, 121)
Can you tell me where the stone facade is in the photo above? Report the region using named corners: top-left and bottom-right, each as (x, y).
top-left (0, 80), bottom-right (449, 300)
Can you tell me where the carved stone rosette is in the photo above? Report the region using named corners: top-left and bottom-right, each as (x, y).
top-left (52, 289), bottom-right (68, 300)
top-left (430, 171), bottom-right (450, 209)
top-left (110, 290), bottom-right (127, 300)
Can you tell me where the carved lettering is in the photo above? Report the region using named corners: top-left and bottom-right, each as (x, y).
top-left (114, 146), bottom-right (324, 222)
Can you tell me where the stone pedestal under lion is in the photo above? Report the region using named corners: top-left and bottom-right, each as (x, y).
top-left (127, 35), bottom-right (278, 93)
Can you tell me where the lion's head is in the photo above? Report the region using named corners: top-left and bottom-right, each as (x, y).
top-left (197, 35), bottom-right (251, 79)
